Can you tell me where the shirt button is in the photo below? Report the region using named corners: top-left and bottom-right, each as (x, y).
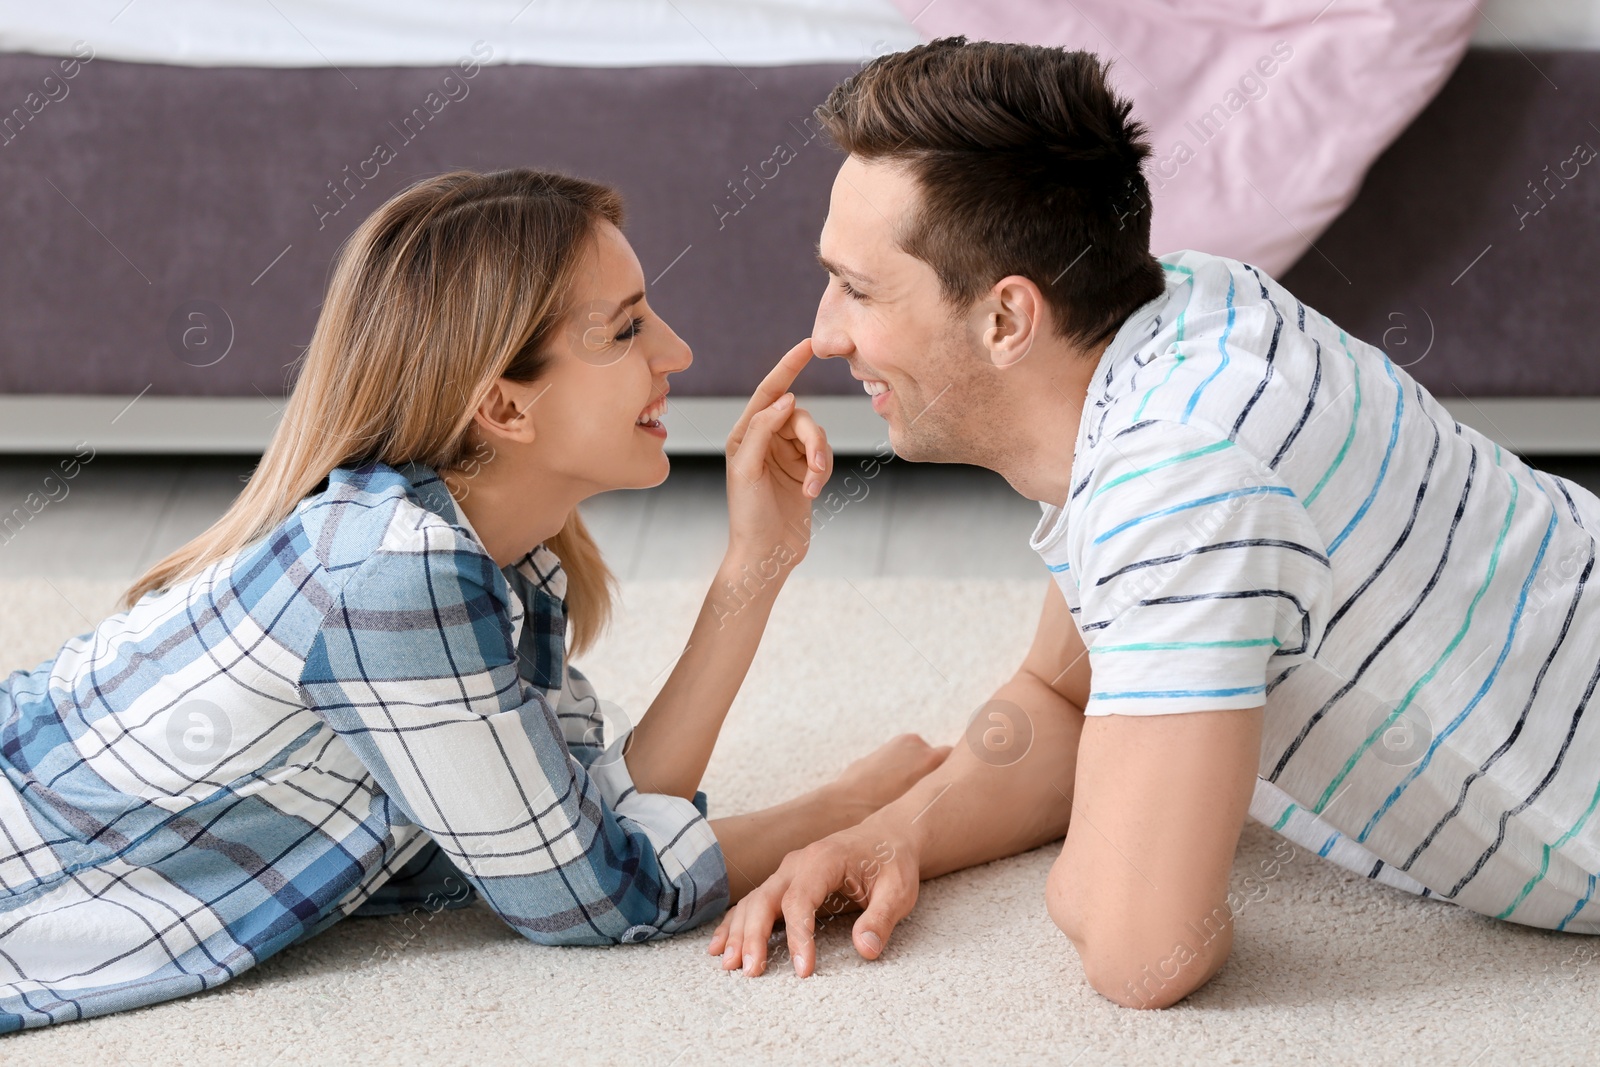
top-left (621, 924), bottom-right (658, 943)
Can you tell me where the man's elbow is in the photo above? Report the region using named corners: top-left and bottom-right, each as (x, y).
top-left (1081, 954), bottom-right (1217, 1010)
top-left (1069, 918), bottom-right (1235, 1010)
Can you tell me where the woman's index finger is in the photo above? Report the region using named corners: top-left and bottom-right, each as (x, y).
top-left (734, 339), bottom-right (815, 430)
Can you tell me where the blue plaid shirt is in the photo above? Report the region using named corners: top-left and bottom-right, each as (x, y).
top-left (0, 460), bottom-right (729, 1032)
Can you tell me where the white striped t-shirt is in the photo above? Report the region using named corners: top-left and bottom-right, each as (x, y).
top-left (1030, 248), bottom-right (1600, 933)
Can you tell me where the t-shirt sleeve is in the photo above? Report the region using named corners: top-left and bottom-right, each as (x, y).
top-left (1072, 418), bottom-right (1335, 715)
top-left (297, 523), bottom-right (728, 945)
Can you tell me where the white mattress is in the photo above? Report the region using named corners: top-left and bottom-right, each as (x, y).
top-left (0, 0), bottom-right (921, 68)
top-left (1471, 0), bottom-right (1600, 49)
top-left (4, 0), bottom-right (1597, 68)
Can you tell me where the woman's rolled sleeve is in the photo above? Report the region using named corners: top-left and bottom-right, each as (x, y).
top-left (298, 529), bottom-right (728, 946)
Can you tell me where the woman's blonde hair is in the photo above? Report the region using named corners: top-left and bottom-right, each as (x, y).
top-left (122, 168), bottom-right (620, 653)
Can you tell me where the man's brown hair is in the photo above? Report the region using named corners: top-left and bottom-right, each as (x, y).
top-left (817, 36), bottom-right (1165, 349)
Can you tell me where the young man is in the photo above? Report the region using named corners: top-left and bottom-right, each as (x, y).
top-left (707, 36), bottom-right (1600, 1008)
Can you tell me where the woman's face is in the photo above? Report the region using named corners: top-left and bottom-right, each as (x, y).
top-left (519, 220), bottom-right (692, 493)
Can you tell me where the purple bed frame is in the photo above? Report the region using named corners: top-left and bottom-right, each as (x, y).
top-left (0, 50), bottom-right (1594, 401)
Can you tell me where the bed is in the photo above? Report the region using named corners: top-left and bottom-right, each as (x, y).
top-left (0, 0), bottom-right (1595, 454)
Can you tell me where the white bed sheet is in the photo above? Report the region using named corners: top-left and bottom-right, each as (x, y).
top-left (4, 0), bottom-right (1596, 70)
top-left (0, 0), bottom-right (921, 67)
top-left (1471, 0), bottom-right (1600, 49)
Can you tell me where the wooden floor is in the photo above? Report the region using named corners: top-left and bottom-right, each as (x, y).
top-left (2, 453), bottom-right (1597, 585)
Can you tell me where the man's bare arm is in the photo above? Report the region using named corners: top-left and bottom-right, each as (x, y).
top-left (1047, 703), bottom-right (1262, 1008)
top-left (711, 578), bottom-right (1266, 1010)
top-left (709, 579), bottom-right (1091, 975)
top-left (893, 577), bottom-right (1090, 876)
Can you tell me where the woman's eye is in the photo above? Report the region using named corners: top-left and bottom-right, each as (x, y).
top-left (616, 316), bottom-right (646, 341)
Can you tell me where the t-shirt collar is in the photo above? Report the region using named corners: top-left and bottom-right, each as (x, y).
top-left (1027, 266), bottom-right (1177, 560)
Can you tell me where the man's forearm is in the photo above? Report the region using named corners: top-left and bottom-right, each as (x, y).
top-left (868, 670), bottom-right (1086, 879)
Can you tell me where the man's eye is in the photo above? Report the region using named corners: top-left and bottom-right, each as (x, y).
top-left (838, 279), bottom-right (863, 300)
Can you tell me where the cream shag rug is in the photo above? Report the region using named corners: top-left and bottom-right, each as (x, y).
top-left (3, 577), bottom-right (1597, 1065)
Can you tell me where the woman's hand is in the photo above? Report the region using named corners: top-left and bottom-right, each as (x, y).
top-left (622, 340), bottom-right (832, 800)
top-left (723, 339), bottom-right (833, 571)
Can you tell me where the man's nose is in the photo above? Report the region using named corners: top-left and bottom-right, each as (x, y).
top-left (811, 293), bottom-right (851, 360)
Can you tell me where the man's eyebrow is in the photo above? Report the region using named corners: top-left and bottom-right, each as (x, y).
top-left (814, 245), bottom-right (874, 287)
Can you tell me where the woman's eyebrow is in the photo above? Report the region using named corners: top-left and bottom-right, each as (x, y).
top-left (605, 290), bottom-right (646, 321)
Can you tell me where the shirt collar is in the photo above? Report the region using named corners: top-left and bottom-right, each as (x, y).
top-left (394, 459), bottom-right (568, 602)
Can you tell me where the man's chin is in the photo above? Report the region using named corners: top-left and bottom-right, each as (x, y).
top-left (882, 420), bottom-right (943, 464)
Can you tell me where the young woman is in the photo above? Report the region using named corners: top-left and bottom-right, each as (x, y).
top-left (0, 168), bottom-right (949, 1031)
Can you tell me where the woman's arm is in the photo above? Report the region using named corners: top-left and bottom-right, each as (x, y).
top-left (620, 550), bottom-right (789, 799)
top-left (621, 340), bottom-right (832, 799)
top-left (299, 536), bottom-right (727, 945)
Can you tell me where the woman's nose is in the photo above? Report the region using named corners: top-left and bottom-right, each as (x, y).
top-left (657, 331), bottom-right (692, 373)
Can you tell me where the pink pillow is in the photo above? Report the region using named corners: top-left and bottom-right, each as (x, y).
top-left (886, 0), bottom-right (1480, 276)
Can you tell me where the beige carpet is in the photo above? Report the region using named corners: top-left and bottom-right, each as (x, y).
top-left (3, 577), bottom-right (1597, 1065)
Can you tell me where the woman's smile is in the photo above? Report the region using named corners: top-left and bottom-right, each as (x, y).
top-left (636, 390), bottom-right (669, 438)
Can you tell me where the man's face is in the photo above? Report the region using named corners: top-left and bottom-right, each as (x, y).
top-left (812, 155), bottom-right (1000, 463)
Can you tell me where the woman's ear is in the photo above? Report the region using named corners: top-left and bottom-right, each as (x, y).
top-left (474, 377), bottom-right (541, 445)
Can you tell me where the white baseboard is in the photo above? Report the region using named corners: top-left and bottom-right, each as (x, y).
top-left (0, 394), bottom-right (1595, 457)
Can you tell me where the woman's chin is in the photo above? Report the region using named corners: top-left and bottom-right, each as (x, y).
top-left (619, 443), bottom-right (672, 490)
top-left (640, 454), bottom-right (672, 489)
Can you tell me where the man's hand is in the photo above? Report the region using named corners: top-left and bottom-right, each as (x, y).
top-left (707, 822), bottom-right (920, 977)
top-left (707, 580), bottom-right (1091, 979)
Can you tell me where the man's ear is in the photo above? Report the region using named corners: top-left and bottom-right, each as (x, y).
top-left (981, 275), bottom-right (1044, 370)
